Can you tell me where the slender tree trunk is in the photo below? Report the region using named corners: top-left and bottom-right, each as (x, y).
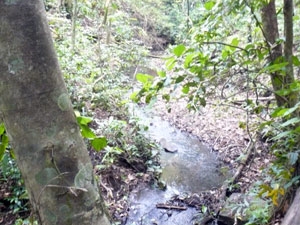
top-left (261, 0), bottom-right (286, 106)
top-left (0, 1), bottom-right (110, 225)
top-left (71, 0), bottom-right (78, 50)
top-left (283, 0), bottom-right (297, 107)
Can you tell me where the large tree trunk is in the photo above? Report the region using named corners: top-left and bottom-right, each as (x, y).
top-left (283, 0), bottom-right (297, 107)
top-left (261, 0), bottom-right (286, 106)
top-left (281, 187), bottom-right (300, 225)
top-left (0, 1), bottom-right (110, 225)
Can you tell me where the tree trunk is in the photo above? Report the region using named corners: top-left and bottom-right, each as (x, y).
top-left (71, 0), bottom-right (78, 50)
top-left (0, 1), bottom-right (110, 225)
top-left (281, 187), bottom-right (300, 225)
top-left (283, 0), bottom-right (297, 107)
top-left (261, 0), bottom-right (286, 106)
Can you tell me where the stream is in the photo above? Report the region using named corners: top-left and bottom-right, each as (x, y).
top-left (125, 105), bottom-right (227, 225)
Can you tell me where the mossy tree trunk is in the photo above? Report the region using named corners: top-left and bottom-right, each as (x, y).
top-left (0, 1), bottom-right (110, 225)
top-left (261, 0), bottom-right (286, 107)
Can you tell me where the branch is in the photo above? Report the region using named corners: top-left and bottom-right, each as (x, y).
top-left (156, 203), bottom-right (187, 210)
top-left (219, 136), bottom-right (256, 201)
top-left (202, 41), bottom-right (249, 53)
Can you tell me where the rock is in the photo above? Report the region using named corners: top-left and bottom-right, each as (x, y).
top-left (219, 193), bottom-right (267, 225)
top-left (159, 138), bottom-right (178, 153)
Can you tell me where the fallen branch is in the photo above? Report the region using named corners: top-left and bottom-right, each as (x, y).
top-left (156, 203), bottom-right (187, 210)
top-left (219, 136), bottom-right (256, 200)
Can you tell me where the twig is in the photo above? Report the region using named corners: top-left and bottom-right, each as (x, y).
top-left (93, 75), bottom-right (105, 86)
top-left (202, 41), bottom-right (249, 53)
top-left (146, 54), bottom-right (167, 59)
top-left (156, 203), bottom-right (187, 210)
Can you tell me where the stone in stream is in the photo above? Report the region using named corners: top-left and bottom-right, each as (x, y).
top-left (159, 138), bottom-right (178, 153)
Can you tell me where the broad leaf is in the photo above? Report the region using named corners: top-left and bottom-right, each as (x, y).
top-left (173, 44), bottom-right (186, 57)
top-left (136, 73), bottom-right (154, 84)
top-left (91, 137), bottom-right (107, 151)
top-left (293, 56), bottom-right (300, 66)
top-left (261, 62), bottom-right (289, 73)
top-left (182, 85), bottom-right (189, 94)
top-left (77, 116), bottom-right (93, 125)
top-left (204, 1), bottom-right (216, 10)
top-left (157, 71), bottom-right (166, 78)
top-left (80, 124), bottom-right (96, 138)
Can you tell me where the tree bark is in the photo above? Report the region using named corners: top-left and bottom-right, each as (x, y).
top-left (261, 0), bottom-right (286, 106)
top-left (0, 1), bottom-right (110, 225)
top-left (283, 0), bottom-right (297, 107)
top-left (281, 188), bottom-right (300, 225)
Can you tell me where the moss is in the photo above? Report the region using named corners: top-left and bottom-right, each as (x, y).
top-left (5, 0), bottom-right (18, 5)
top-left (74, 163), bottom-right (99, 207)
top-left (57, 93), bottom-right (72, 111)
top-left (59, 204), bottom-right (73, 222)
top-left (8, 57), bottom-right (24, 75)
top-left (35, 167), bottom-right (58, 185)
top-left (44, 208), bottom-right (58, 225)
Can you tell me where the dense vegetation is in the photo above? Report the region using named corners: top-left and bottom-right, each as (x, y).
top-left (1, 0), bottom-right (300, 224)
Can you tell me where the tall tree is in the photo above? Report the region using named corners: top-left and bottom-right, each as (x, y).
top-left (0, 1), bottom-right (110, 225)
top-left (261, 0), bottom-right (286, 106)
top-left (261, 0), bottom-right (296, 107)
top-left (283, 0), bottom-right (297, 107)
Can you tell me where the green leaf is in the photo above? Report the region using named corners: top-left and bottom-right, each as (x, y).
top-left (175, 76), bottom-right (185, 83)
top-left (285, 176), bottom-right (300, 189)
top-left (204, 1), bottom-right (216, 10)
top-left (10, 149), bottom-right (15, 159)
top-left (80, 124), bottom-right (96, 138)
top-left (0, 134), bottom-right (9, 161)
top-left (162, 94), bottom-right (170, 102)
top-left (280, 117), bottom-right (300, 128)
top-left (0, 123), bottom-right (5, 136)
top-left (130, 91), bottom-right (138, 101)
top-left (271, 107), bottom-right (285, 118)
top-left (136, 73), bottom-right (154, 84)
top-left (173, 44), bottom-right (186, 57)
top-left (282, 102), bottom-right (300, 117)
top-left (288, 152), bottom-right (298, 165)
top-left (200, 98), bottom-right (206, 107)
top-left (261, 62), bottom-right (289, 73)
top-left (77, 116), bottom-right (93, 125)
top-left (182, 85), bottom-right (189, 94)
top-left (222, 50), bottom-right (228, 59)
top-left (293, 56), bottom-right (300, 66)
top-left (231, 38), bottom-right (239, 47)
top-left (91, 137), bottom-right (107, 151)
top-left (157, 71), bottom-right (166, 78)
top-left (0, 145), bottom-right (5, 161)
top-left (166, 57), bottom-right (176, 70)
top-left (145, 94), bottom-right (152, 103)
top-left (184, 53), bottom-right (196, 68)
top-left (275, 89), bottom-right (291, 96)
top-left (272, 130), bottom-right (293, 140)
